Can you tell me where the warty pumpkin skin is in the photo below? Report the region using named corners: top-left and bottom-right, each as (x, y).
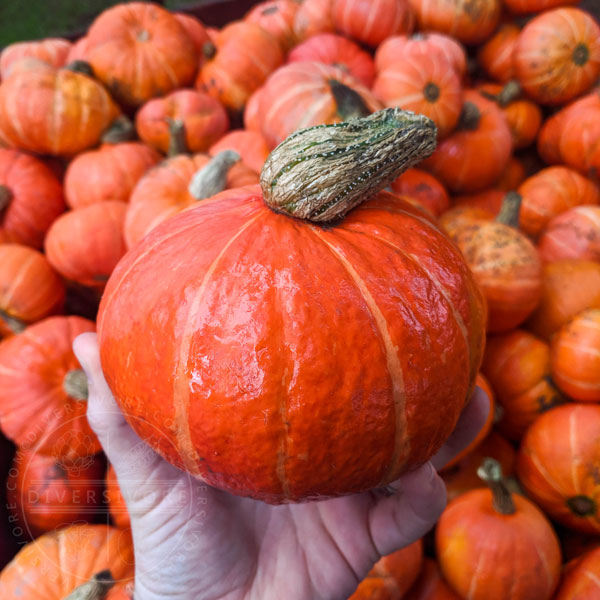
top-left (82, 2), bottom-right (199, 108)
top-left (6, 449), bottom-right (105, 538)
top-left (0, 148), bottom-right (65, 249)
top-left (0, 524), bottom-right (134, 599)
top-left (517, 404), bottom-right (600, 534)
top-left (0, 315), bottom-right (99, 460)
top-left (99, 110), bottom-right (486, 503)
top-left (0, 63), bottom-right (120, 157)
top-left (551, 310), bottom-right (600, 402)
top-left (349, 539), bottom-right (423, 599)
top-left (0, 244), bottom-right (65, 338)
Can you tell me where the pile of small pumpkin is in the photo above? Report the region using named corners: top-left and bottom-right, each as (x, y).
top-left (0, 0), bottom-right (599, 598)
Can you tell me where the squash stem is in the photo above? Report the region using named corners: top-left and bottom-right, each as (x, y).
top-left (328, 79), bottom-right (370, 121)
top-left (188, 150), bottom-right (240, 200)
top-left (477, 458), bottom-right (516, 515)
top-left (495, 192), bottom-right (522, 228)
top-left (62, 570), bottom-right (115, 600)
top-left (63, 369), bottom-right (89, 401)
top-left (167, 118), bottom-right (188, 157)
top-left (101, 116), bottom-right (136, 144)
top-left (458, 101), bottom-right (481, 131)
top-left (0, 309), bottom-right (25, 335)
top-left (0, 184), bottom-right (12, 214)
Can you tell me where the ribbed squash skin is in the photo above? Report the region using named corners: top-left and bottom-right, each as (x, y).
top-left (98, 186), bottom-right (485, 503)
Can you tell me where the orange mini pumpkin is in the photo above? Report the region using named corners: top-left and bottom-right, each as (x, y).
top-left (554, 547), bottom-right (600, 599)
top-left (404, 558), bottom-right (461, 600)
top-left (209, 129), bottom-right (270, 175)
top-left (106, 464), bottom-right (130, 530)
top-left (477, 23), bottom-right (520, 83)
top-left (483, 329), bottom-right (563, 440)
top-left (0, 37), bottom-right (71, 79)
top-left (245, 0), bottom-right (300, 51)
top-left (390, 168), bottom-right (449, 217)
top-left (518, 403), bottom-right (600, 534)
top-left (293, 0), bottom-right (335, 42)
top-left (551, 309), bottom-right (600, 402)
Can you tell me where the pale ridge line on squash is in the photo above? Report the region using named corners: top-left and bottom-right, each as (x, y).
top-left (533, 540), bottom-right (556, 599)
top-left (172, 212), bottom-right (266, 477)
top-left (584, 569), bottom-right (600, 588)
top-left (569, 408), bottom-right (581, 496)
top-left (310, 228), bottom-right (408, 485)
top-left (555, 373), bottom-right (600, 390)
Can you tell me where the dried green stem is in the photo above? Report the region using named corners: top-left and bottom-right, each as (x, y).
top-left (260, 108), bottom-right (437, 223)
top-left (62, 570), bottom-right (114, 600)
top-left (65, 60), bottom-right (95, 78)
top-left (567, 495), bottom-right (596, 517)
top-left (101, 116), bottom-right (136, 144)
top-left (167, 118), bottom-right (188, 157)
top-left (0, 185), bottom-right (13, 214)
top-left (329, 79), bottom-right (370, 121)
top-left (458, 101), bottom-right (481, 131)
top-left (188, 150), bottom-right (240, 200)
top-left (0, 309), bottom-right (25, 335)
top-left (63, 369), bottom-right (88, 401)
top-left (496, 191), bottom-right (522, 228)
top-left (480, 81), bottom-right (522, 108)
top-left (477, 458), bottom-right (516, 515)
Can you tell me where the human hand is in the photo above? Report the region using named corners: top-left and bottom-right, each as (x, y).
top-left (74, 332), bottom-right (489, 600)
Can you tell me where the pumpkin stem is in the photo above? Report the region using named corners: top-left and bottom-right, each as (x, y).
top-left (480, 81), bottom-right (522, 108)
top-left (572, 43), bottom-right (590, 67)
top-left (495, 191), bottom-right (522, 228)
top-left (167, 118), bottom-right (188, 157)
top-left (63, 369), bottom-right (89, 401)
top-left (0, 309), bottom-right (25, 335)
top-left (203, 41), bottom-right (217, 60)
top-left (328, 79), bottom-right (371, 121)
top-left (64, 60), bottom-right (95, 78)
top-left (477, 458), bottom-right (516, 515)
top-left (188, 150), bottom-right (240, 200)
top-left (567, 495), bottom-right (596, 517)
top-left (423, 82), bottom-right (440, 103)
top-left (458, 101), bottom-right (481, 131)
top-left (62, 569), bottom-right (115, 600)
top-left (101, 116), bottom-right (136, 144)
top-left (0, 184), bottom-right (13, 214)
top-left (260, 107), bottom-right (437, 223)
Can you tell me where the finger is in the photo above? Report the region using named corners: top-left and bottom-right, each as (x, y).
top-left (430, 386), bottom-right (490, 471)
top-left (368, 462), bottom-right (446, 557)
top-left (73, 332), bottom-right (150, 471)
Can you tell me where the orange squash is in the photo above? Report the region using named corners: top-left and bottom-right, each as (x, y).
top-left (514, 7), bottom-right (600, 106)
top-left (517, 404), bottom-right (600, 534)
top-left (390, 168), bottom-right (450, 217)
top-left (554, 547), bottom-right (600, 599)
top-left (477, 23), bottom-right (520, 83)
top-left (245, 0), bottom-right (300, 51)
top-left (551, 310), bottom-right (600, 402)
top-left (404, 558), bottom-right (461, 599)
top-left (559, 104), bottom-right (600, 178)
top-left (209, 129), bottom-right (270, 175)
top-left (350, 540), bottom-right (423, 599)
top-left (483, 329), bottom-right (564, 441)
top-left (293, 0), bottom-right (335, 42)
top-left (526, 259), bottom-right (600, 341)
top-left (0, 38), bottom-right (71, 79)
top-left (106, 464), bottom-right (130, 530)
top-left (437, 459), bottom-right (562, 600)
top-left (0, 244), bottom-right (65, 338)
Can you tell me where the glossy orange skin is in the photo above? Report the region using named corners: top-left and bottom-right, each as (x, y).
top-left (404, 558), bottom-right (461, 599)
top-left (0, 244), bottom-right (65, 338)
top-left (84, 2), bottom-right (198, 108)
top-left (504, 0), bottom-right (578, 13)
top-left (441, 373), bottom-right (495, 471)
top-left (422, 91), bottom-right (512, 193)
top-left (453, 189), bottom-right (504, 216)
top-left (551, 310), bottom-right (600, 402)
top-left (99, 187), bottom-right (486, 503)
top-left (333, 0), bottom-right (414, 48)
top-left (451, 216), bottom-right (542, 332)
top-left (45, 201), bottom-right (128, 289)
top-left (496, 157), bottom-right (526, 191)
top-left (442, 432), bottom-right (516, 503)
top-left (135, 89), bottom-right (229, 155)
top-left (538, 205), bottom-right (600, 263)
top-left (517, 166), bottom-right (600, 239)
top-left (0, 64), bottom-right (120, 156)
top-left (527, 260), bottom-right (600, 341)
top-left (408, 0), bottom-right (501, 45)
top-left (559, 105), bottom-right (600, 178)
top-left (483, 329), bottom-right (563, 441)
top-left (0, 38), bottom-right (71, 79)
top-left (209, 129), bottom-right (270, 175)
top-left (436, 489), bottom-right (562, 600)
top-left (514, 8), bottom-right (600, 106)
top-left (255, 62), bottom-right (383, 149)
top-left (6, 449), bottom-right (105, 538)
top-left (0, 525), bottom-right (134, 598)
top-left (375, 32), bottom-right (467, 80)
top-left (245, 0), bottom-right (300, 51)
top-left (478, 82), bottom-right (542, 150)
top-left (555, 547), bottom-right (600, 599)
top-left (0, 149), bottom-right (65, 249)
top-left (477, 24), bottom-right (519, 83)
top-left (373, 54), bottom-right (462, 139)
top-left (106, 464), bottom-right (130, 529)
top-left (350, 539), bottom-right (423, 599)
top-left (537, 90), bottom-right (600, 165)
top-left (518, 404), bottom-right (600, 534)
top-left (174, 13), bottom-right (210, 57)
top-left (293, 0), bottom-right (335, 42)
top-left (0, 315), bottom-right (99, 459)
top-left (199, 21), bottom-right (284, 113)
top-left (64, 142), bottom-right (161, 209)
top-left (287, 33), bottom-right (375, 88)
top-left (124, 154), bottom-right (259, 248)
top-left (390, 168), bottom-right (449, 217)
